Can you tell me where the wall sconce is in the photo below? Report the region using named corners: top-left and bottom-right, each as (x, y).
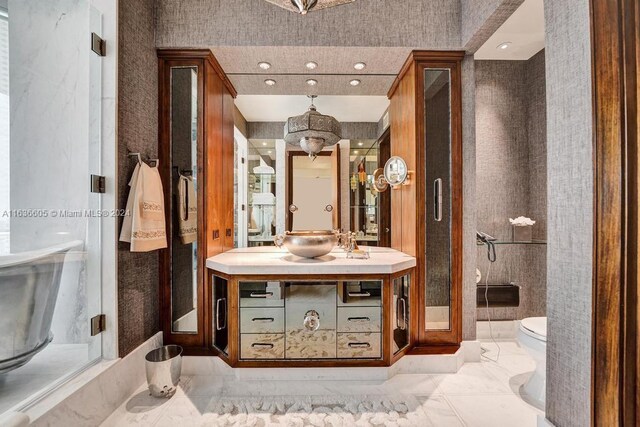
top-left (373, 156), bottom-right (410, 192)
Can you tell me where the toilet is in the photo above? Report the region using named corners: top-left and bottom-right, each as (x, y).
top-left (517, 316), bottom-right (547, 408)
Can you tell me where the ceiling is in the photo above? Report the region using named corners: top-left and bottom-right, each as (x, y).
top-left (213, 46), bottom-right (409, 96)
top-left (474, 0), bottom-right (545, 60)
top-left (235, 95), bottom-right (389, 123)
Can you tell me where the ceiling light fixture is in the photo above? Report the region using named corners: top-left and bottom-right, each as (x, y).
top-left (264, 0), bottom-right (356, 15)
top-left (284, 95), bottom-right (342, 159)
top-left (306, 79), bottom-right (318, 86)
top-left (305, 61), bottom-right (318, 70)
top-left (349, 79), bottom-right (361, 86)
top-left (353, 62), bottom-right (366, 70)
top-left (497, 42), bottom-right (512, 50)
top-left (262, 142), bottom-right (267, 146)
top-left (258, 61), bottom-right (271, 70)
top-left (357, 142), bottom-right (363, 146)
top-left (268, 150), bottom-right (273, 154)
top-left (264, 79), bottom-right (276, 86)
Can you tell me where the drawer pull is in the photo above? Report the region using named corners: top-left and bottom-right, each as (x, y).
top-left (250, 292), bottom-right (273, 298)
top-left (347, 316), bottom-right (371, 323)
top-left (251, 317), bottom-right (275, 323)
top-left (215, 298), bottom-right (227, 331)
top-left (347, 291), bottom-right (371, 297)
top-left (348, 342), bottom-right (371, 349)
top-left (251, 343), bottom-right (274, 349)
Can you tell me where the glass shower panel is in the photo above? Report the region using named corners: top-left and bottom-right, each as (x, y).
top-left (0, 0), bottom-right (103, 414)
top-left (424, 69), bottom-right (452, 331)
top-left (170, 67), bottom-right (198, 334)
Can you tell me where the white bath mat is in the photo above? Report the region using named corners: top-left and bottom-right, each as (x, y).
top-left (197, 395), bottom-right (428, 426)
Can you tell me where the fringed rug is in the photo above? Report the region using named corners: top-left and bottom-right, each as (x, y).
top-left (197, 395), bottom-right (428, 426)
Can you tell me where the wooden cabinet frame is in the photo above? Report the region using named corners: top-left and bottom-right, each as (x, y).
top-left (157, 49), bottom-right (236, 353)
top-left (388, 51), bottom-right (464, 349)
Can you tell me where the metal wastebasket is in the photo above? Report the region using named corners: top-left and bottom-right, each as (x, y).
top-left (145, 345), bottom-right (182, 398)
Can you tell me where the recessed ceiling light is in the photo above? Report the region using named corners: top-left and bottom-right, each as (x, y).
top-left (258, 61), bottom-right (271, 70)
top-left (349, 79), bottom-right (361, 86)
top-left (264, 79), bottom-right (276, 86)
top-left (354, 150), bottom-right (359, 154)
top-left (497, 42), bottom-right (512, 50)
top-left (357, 142), bottom-right (363, 146)
top-left (306, 79), bottom-right (318, 86)
top-left (267, 150), bottom-right (272, 154)
top-left (354, 62), bottom-right (366, 70)
top-left (262, 142), bottom-right (267, 146)
top-left (305, 61), bottom-right (318, 70)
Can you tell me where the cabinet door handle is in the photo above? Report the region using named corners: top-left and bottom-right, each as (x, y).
top-left (434, 178), bottom-right (442, 222)
top-left (347, 316), bottom-right (371, 323)
top-left (400, 297), bottom-right (407, 330)
top-left (215, 298), bottom-right (227, 331)
top-left (251, 317), bottom-right (275, 323)
top-left (251, 343), bottom-right (274, 349)
top-left (348, 342), bottom-right (371, 349)
top-left (250, 292), bottom-right (273, 298)
top-left (347, 291), bottom-right (371, 297)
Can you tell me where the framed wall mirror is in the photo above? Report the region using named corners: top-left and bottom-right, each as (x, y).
top-left (286, 148), bottom-right (340, 231)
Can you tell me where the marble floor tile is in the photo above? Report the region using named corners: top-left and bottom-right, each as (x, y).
top-left (416, 394), bottom-right (465, 427)
top-left (446, 394), bottom-right (543, 427)
top-left (430, 362), bottom-right (512, 395)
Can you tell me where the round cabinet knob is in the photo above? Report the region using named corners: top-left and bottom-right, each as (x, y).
top-left (289, 204), bottom-right (298, 213)
top-left (324, 204), bottom-right (333, 212)
top-left (303, 310), bottom-right (320, 331)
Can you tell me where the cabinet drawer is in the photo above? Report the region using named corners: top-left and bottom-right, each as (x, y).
top-left (240, 308), bottom-right (284, 333)
top-left (337, 332), bottom-right (382, 359)
top-left (337, 281), bottom-right (382, 306)
top-left (240, 333), bottom-right (285, 359)
top-left (239, 282), bottom-right (284, 307)
top-left (337, 307), bottom-right (381, 333)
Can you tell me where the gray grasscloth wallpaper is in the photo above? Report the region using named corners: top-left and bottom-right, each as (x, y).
top-left (117, 0), bottom-right (160, 357)
top-left (246, 122), bottom-right (378, 140)
top-left (544, 1), bottom-right (593, 425)
top-left (155, 0), bottom-right (461, 48)
top-left (474, 51), bottom-right (547, 322)
top-left (460, 0), bottom-right (524, 52)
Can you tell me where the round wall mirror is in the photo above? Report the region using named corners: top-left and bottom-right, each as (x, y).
top-left (383, 156), bottom-right (408, 186)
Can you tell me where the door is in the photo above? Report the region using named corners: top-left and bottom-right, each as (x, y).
top-left (287, 148), bottom-right (340, 231)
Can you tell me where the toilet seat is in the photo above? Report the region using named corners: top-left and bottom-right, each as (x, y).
top-left (520, 317), bottom-right (547, 342)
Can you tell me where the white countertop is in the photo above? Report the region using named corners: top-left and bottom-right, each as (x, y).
top-left (206, 246), bottom-right (416, 275)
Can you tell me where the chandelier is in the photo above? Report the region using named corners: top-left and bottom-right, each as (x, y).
top-left (284, 96), bottom-right (342, 158)
top-left (264, 0), bottom-right (356, 15)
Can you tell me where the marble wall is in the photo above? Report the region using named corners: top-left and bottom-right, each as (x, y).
top-left (474, 51), bottom-right (547, 322)
top-left (8, 0), bottom-right (97, 345)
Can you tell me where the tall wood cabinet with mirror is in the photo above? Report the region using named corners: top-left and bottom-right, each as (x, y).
top-left (158, 49), bottom-right (237, 353)
top-left (388, 51), bottom-right (464, 349)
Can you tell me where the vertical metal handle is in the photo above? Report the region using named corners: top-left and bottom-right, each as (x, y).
top-left (215, 298), bottom-right (226, 331)
top-left (400, 297), bottom-right (407, 330)
top-left (434, 178), bottom-right (442, 222)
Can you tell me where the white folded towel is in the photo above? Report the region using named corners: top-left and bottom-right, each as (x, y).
top-left (253, 165), bottom-right (275, 174)
top-left (177, 175), bottom-right (197, 244)
top-left (119, 162), bottom-right (167, 252)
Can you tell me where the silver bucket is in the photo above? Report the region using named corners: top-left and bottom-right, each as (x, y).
top-left (145, 345), bottom-right (183, 398)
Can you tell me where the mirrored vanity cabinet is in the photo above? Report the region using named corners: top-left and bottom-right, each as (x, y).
top-left (388, 51), bottom-right (464, 350)
top-left (157, 49), bottom-right (237, 351)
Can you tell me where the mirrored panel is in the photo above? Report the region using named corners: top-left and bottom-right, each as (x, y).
top-left (349, 140), bottom-right (380, 245)
top-left (247, 140), bottom-right (277, 246)
top-left (170, 66), bottom-right (198, 333)
top-left (424, 69), bottom-right (452, 331)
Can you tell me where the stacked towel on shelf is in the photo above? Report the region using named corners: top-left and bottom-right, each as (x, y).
top-left (252, 192), bottom-right (275, 205)
top-left (177, 175), bottom-right (197, 244)
top-left (119, 162), bottom-right (167, 252)
top-left (253, 165), bottom-right (275, 174)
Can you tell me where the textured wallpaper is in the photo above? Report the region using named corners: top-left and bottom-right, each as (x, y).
top-left (544, 1), bottom-right (594, 425)
top-left (117, 0), bottom-right (160, 357)
top-left (460, 0), bottom-right (524, 52)
top-left (474, 51), bottom-right (547, 322)
top-left (155, 0), bottom-right (461, 48)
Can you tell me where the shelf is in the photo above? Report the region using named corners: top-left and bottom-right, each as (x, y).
top-left (476, 240), bottom-right (547, 246)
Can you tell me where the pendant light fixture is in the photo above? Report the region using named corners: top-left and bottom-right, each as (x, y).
top-left (264, 0), bottom-right (356, 15)
top-left (284, 95), bottom-right (342, 159)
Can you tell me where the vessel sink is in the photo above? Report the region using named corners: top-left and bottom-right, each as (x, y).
top-left (274, 230), bottom-right (338, 258)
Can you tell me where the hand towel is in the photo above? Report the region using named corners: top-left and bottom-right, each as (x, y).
top-left (119, 162), bottom-right (167, 252)
top-left (178, 175), bottom-right (197, 244)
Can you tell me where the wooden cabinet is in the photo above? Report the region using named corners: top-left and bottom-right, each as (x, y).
top-left (388, 51), bottom-right (464, 349)
top-left (158, 49), bottom-right (236, 351)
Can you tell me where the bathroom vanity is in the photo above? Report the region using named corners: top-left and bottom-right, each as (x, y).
top-left (206, 247), bottom-right (415, 367)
